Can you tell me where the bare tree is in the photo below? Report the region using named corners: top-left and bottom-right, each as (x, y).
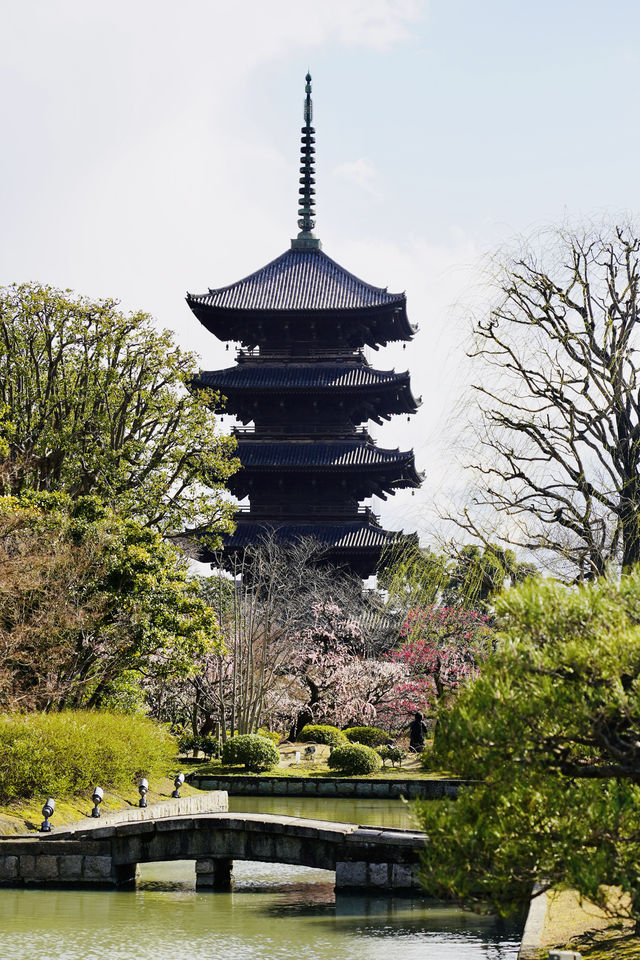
top-left (456, 223), bottom-right (640, 579)
top-left (154, 534), bottom-right (398, 740)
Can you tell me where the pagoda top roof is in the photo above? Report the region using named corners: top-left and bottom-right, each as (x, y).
top-left (195, 363), bottom-right (413, 391)
top-left (188, 248), bottom-right (405, 314)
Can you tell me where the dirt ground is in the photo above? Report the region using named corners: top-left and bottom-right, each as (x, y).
top-left (541, 890), bottom-right (624, 946)
top-left (539, 888), bottom-right (638, 958)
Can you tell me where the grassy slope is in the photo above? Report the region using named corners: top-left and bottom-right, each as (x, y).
top-left (0, 776), bottom-right (202, 836)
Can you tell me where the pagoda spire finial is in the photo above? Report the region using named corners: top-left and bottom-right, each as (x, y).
top-left (291, 72), bottom-right (322, 251)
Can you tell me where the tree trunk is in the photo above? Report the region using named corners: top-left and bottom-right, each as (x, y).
top-left (620, 483), bottom-right (640, 572)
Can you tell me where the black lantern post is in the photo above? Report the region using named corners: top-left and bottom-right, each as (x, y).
top-left (172, 773), bottom-right (185, 799)
top-left (40, 798), bottom-right (55, 832)
top-left (138, 778), bottom-right (148, 808)
top-left (91, 786), bottom-right (104, 818)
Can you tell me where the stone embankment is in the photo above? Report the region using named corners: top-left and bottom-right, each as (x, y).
top-left (518, 883), bottom-right (634, 959)
top-left (186, 773), bottom-right (469, 799)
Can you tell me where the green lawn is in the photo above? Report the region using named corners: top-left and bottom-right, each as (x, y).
top-left (187, 759), bottom-right (453, 780)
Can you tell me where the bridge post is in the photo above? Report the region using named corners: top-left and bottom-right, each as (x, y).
top-left (195, 858), bottom-right (233, 891)
top-left (114, 862), bottom-right (139, 887)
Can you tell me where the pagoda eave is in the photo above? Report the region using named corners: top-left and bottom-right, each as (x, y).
top-left (193, 367), bottom-right (420, 418)
top-left (191, 518), bottom-right (418, 577)
top-left (228, 466), bottom-right (421, 501)
top-left (186, 299), bottom-right (414, 346)
top-left (229, 440), bottom-right (419, 471)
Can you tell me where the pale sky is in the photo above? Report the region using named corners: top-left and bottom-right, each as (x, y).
top-left (2, 0), bottom-right (639, 548)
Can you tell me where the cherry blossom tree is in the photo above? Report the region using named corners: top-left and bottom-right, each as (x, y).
top-left (149, 536), bottom-right (397, 740)
top-left (282, 601), bottom-right (407, 735)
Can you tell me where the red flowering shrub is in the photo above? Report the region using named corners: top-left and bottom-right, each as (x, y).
top-left (383, 606), bottom-right (493, 722)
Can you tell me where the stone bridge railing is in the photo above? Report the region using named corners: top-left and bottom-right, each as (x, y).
top-left (0, 810), bottom-right (427, 893)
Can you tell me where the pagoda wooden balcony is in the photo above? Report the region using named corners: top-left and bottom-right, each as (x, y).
top-left (233, 504), bottom-right (381, 525)
top-left (236, 346), bottom-right (367, 363)
top-left (233, 425), bottom-right (372, 441)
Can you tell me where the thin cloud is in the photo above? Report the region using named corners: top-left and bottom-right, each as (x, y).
top-left (334, 158), bottom-right (383, 198)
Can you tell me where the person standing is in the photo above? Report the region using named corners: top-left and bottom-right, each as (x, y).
top-left (408, 712), bottom-right (429, 753)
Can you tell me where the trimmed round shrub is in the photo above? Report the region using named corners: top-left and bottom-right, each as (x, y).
top-left (199, 736), bottom-right (221, 760)
top-left (327, 743), bottom-right (383, 776)
top-left (178, 733), bottom-right (198, 756)
top-left (299, 725), bottom-right (346, 748)
top-left (0, 710), bottom-right (176, 802)
top-left (257, 728), bottom-right (281, 747)
top-left (343, 726), bottom-right (390, 747)
top-left (221, 734), bottom-right (280, 772)
top-left (377, 745), bottom-right (406, 768)
top-left (177, 734), bottom-right (220, 759)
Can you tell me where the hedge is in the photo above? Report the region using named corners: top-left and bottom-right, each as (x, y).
top-left (343, 726), bottom-right (390, 747)
top-left (177, 734), bottom-right (220, 759)
top-left (0, 711), bottom-right (176, 802)
top-left (221, 734), bottom-right (280, 772)
top-left (298, 725), bottom-right (346, 748)
top-left (377, 745), bottom-right (406, 768)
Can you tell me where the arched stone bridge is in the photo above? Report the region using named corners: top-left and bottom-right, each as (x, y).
top-left (0, 812), bottom-right (427, 893)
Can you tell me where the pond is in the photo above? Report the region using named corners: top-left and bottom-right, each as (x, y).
top-left (228, 792), bottom-right (421, 829)
top-left (0, 795), bottom-right (524, 959)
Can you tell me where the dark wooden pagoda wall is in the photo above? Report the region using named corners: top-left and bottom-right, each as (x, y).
top-left (188, 245), bottom-right (420, 577)
top-left (228, 331), bottom-right (377, 521)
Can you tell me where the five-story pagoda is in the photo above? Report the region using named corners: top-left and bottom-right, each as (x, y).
top-left (188, 75), bottom-right (421, 577)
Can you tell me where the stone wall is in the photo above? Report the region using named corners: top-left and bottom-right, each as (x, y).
top-left (54, 790), bottom-right (229, 833)
top-left (0, 838), bottom-right (117, 886)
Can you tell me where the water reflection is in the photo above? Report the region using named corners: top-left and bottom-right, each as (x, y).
top-left (0, 859), bottom-right (523, 960)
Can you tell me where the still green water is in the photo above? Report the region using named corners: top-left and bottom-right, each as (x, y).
top-left (0, 797), bottom-right (523, 960)
top-left (228, 793), bottom-right (421, 829)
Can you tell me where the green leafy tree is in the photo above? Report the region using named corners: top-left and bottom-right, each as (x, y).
top-left (0, 282), bottom-right (238, 540)
top-left (417, 572), bottom-right (640, 922)
top-left (0, 491), bottom-right (223, 711)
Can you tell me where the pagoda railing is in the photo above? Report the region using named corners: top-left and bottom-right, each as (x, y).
top-left (233, 505), bottom-right (381, 524)
top-left (236, 347), bottom-right (367, 363)
top-left (233, 425), bottom-right (372, 440)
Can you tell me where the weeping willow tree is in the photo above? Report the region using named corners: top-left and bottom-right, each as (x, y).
top-left (378, 541), bottom-right (536, 615)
